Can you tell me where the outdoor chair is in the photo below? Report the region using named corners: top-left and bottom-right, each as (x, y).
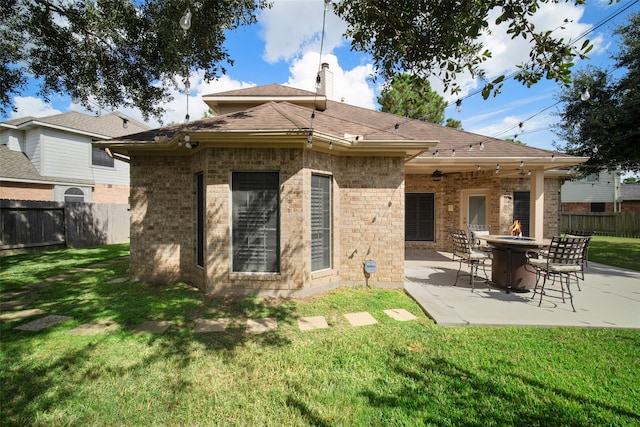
top-left (450, 228), bottom-right (491, 291)
top-left (468, 224), bottom-right (492, 253)
top-left (563, 229), bottom-right (594, 286)
top-left (526, 235), bottom-right (590, 312)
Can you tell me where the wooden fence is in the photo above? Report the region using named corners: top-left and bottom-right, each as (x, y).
top-left (0, 200), bottom-right (130, 254)
top-left (561, 212), bottom-right (640, 238)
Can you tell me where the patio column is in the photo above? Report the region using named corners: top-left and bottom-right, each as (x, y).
top-left (530, 169), bottom-right (544, 240)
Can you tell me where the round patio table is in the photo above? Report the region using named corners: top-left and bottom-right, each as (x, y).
top-left (483, 235), bottom-right (550, 292)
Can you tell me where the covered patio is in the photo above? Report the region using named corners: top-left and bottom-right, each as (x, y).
top-left (404, 249), bottom-right (640, 328)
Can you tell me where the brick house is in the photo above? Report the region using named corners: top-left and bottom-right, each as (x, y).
top-left (98, 69), bottom-right (587, 295)
top-left (0, 111), bottom-right (149, 204)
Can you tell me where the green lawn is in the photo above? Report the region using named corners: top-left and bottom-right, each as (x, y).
top-left (1, 244), bottom-right (639, 426)
top-left (588, 236), bottom-right (640, 271)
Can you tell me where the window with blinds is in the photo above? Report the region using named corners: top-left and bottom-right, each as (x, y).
top-left (232, 172), bottom-right (280, 273)
top-left (405, 193), bottom-right (435, 241)
top-left (92, 147), bottom-right (114, 168)
top-left (196, 173), bottom-right (204, 268)
top-left (311, 174), bottom-right (331, 271)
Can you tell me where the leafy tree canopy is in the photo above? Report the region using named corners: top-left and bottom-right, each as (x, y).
top-left (553, 12), bottom-right (640, 173)
top-left (0, 0), bottom-right (269, 119)
top-left (1, 0), bottom-right (611, 119)
top-left (377, 74), bottom-right (447, 124)
top-left (334, 0), bottom-right (603, 99)
top-left (445, 118), bottom-right (463, 130)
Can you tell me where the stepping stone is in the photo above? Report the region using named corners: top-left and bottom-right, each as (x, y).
top-left (69, 268), bottom-right (94, 274)
top-left (107, 278), bottom-right (128, 284)
top-left (194, 318), bottom-right (231, 333)
top-left (68, 320), bottom-right (118, 335)
top-left (24, 282), bottom-right (53, 290)
top-left (0, 308), bottom-right (46, 322)
top-left (1, 290), bottom-right (35, 299)
top-left (297, 316), bottom-right (329, 331)
top-left (45, 274), bottom-right (73, 282)
top-left (15, 315), bottom-right (72, 331)
top-left (384, 309), bottom-right (418, 322)
top-left (0, 299), bottom-right (33, 311)
top-left (131, 320), bottom-right (172, 334)
top-left (344, 312), bottom-right (378, 327)
top-left (88, 263), bottom-right (110, 268)
top-left (246, 318), bottom-right (278, 334)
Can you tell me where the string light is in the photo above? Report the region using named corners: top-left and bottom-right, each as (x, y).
top-left (581, 87), bottom-right (591, 101)
top-left (455, 99), bottom-right (462, 113)
top-left (179, 9), bottom-right (192, 32)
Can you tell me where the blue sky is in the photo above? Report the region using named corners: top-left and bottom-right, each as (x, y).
top-left (4, 0), bottom-right (639, 153)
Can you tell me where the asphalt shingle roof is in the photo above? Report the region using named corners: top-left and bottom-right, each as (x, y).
top-left (1, 111), bottom-right (149, 138)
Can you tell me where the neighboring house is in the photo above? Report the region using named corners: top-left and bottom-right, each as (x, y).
top-left (561, 170), bottom-right (624, 213)
top-left (97, 64), bottom-right (587, 295)
top-left (620, 183), bottom-right (640, 213)
top-left (0, 111), bottom-right (149, 204)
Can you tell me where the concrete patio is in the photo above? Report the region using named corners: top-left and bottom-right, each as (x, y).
top-left (404, 249), bottom-right (640, 329)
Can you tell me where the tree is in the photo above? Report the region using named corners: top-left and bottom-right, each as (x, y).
top-left (377, 74), bottom-right (447, 124)
top-left (1, 0), bottom-right (601, 119)
top-left (445, 118), bottom-right (463, 130)
top-left (553, 13), bottom-right (640, 173)
top-left (0, 0), bottom-right (269, 119)
top-left (334, 0), bottom-right (598, 98)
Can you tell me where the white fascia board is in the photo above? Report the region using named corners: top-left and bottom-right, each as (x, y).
top-left (1, 177), bottom-right (95, 187)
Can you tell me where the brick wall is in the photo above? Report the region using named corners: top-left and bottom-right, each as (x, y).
top-left (129, 155), bottom-right (192, 284)
top-left (622, 201), bottom-right (640, 212)
top-left (332, 155), bottom-right (405, 287)
top-left (128, 148), bottom-right (406, 293)
top-left (0, 181), bottom-right (52, 201)
top-left (92, 183), bottom-right (130, 204)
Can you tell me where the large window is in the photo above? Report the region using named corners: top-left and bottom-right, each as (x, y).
top-left (196, 173), bottom-right (204, 268)
top-left (232, 172), bottom-right (280, 273)
top-left (311, 174), bottom-right (332, 271)
top-left (406, 193), bottom-right (435, 241)
top-left (92, 147), bottom-right (114, 168)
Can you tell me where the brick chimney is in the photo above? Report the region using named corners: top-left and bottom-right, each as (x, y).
top-left (317, 62), bottom-right (334, 100)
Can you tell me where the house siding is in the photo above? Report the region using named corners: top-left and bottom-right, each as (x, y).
top-left (128, 148), bottom-right (406, 294)
top-left (24, 129), bottom-right (42, 173)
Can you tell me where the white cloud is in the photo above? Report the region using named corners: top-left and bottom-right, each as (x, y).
top-left (260, 0), bottom-right (347, 63)
top-left (284, 52), bottom-right (376, 109)
top-left (64, 72), bottom-right (257, 128)
top-left (10, 97), bottom-right (61, 118)
top-left (432, 2), bottom-right (603, 101)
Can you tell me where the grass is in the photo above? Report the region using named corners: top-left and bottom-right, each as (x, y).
top-left (1, 244), bottom-right (639, 426)
top-left (588, 236), bottom-right (640, 271)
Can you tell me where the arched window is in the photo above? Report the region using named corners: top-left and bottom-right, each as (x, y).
top-left (64, 187), bottom-right (85, 203)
